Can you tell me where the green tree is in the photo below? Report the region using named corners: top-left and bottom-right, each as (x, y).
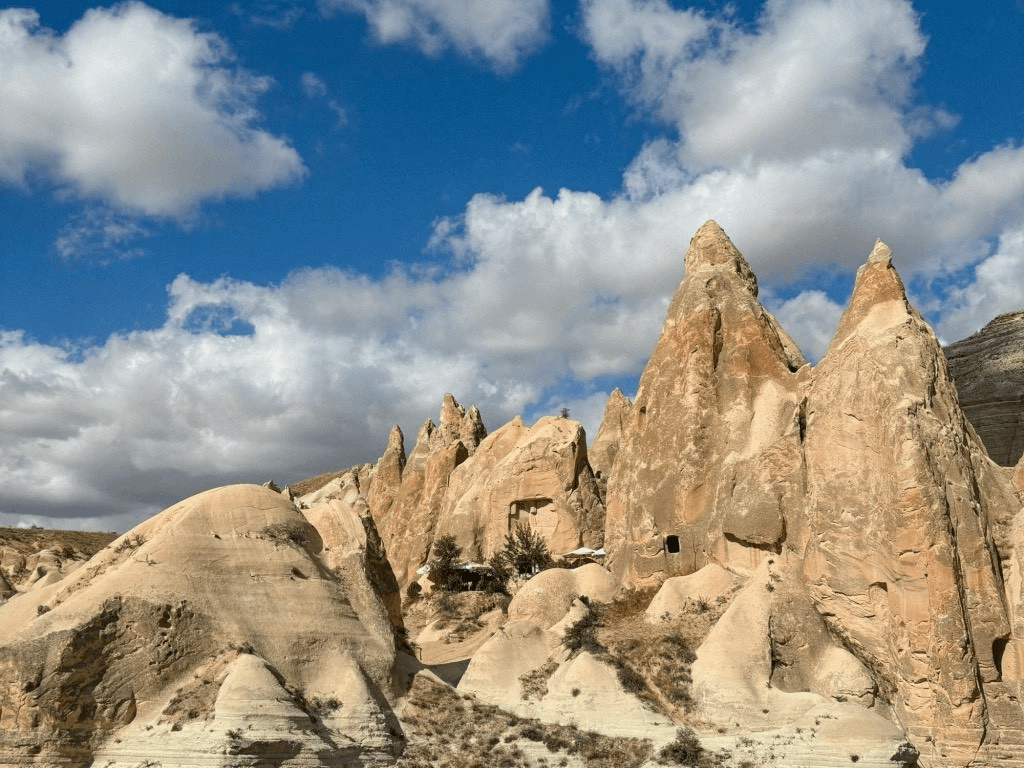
top-left (501, 526), bottom-right (554, 577)
top-left (429, 534), bottom-right (463, 591)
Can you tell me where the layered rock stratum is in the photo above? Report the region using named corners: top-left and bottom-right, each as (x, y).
top-left (0, 484), bottom-right (404, 767)
top-left (944, 310), bottom-right (1024, 467)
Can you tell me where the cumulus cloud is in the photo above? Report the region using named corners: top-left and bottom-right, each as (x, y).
top-left (3, 0), bottom-right (1024, 529)
top-left (321, 0), bottom-right (550, 70)
top-left (0, 3), bottom-right (305, 217)
top-left (935, 225), bottom-right (1024, 344)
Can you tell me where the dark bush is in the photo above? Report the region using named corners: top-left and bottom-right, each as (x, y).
top-left (657, 727), bottom-right (704, 766)
top-left (429, 534), bottom-right (463, 591)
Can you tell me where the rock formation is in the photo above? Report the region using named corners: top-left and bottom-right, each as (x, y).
top-left (604, 220), bottom-right (809, 586)
top-left (0, 484), bottom-right (404, 767)
top-left (364, 393), bottom-right (485, 585)
top-left (799, 241), bottom-right (1024, 762)
top-left (588, 387), bottom-right (631, 481)
top-left (601, 222), bottom-right (1024, 765)
top-left (433, 415), bottom-right (605, 567)
top-left (945, 310), bottom-right (1024, 466)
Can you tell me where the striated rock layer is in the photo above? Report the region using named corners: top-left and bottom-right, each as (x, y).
top-left (945, 310), bottom-right (1024, 466)
top-left (0, 484), bottom-right (404, 767)
top-left (602, 221), bottom-right (1024, 766)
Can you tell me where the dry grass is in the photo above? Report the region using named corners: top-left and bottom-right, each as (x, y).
top-left (560, 586), bottom-right (737, 720)
top-left (398, 675), bottom-right (654, 768)
top-left (431, 591), bottom-right (509, 642)
top-left (0, 527), bottom-right (117, 559)
top-left (285, 466), bottom-right (363, 497)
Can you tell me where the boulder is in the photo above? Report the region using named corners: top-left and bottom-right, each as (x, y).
top-left (507, 565), bottom-right (622, 630)
top-left (644, 563), bottom-right (739, 622)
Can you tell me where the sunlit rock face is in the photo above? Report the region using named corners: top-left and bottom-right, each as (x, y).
top-left (0, 484), bottom-right (403, 767)
top-left (799, 242), bottom-right (1023, 763)
top-left (604, 220), bottom-right (808, 587)
top-left (433, 414), bottom-right (605, 566)
top-left (601, 222), bottom-right (1024, 765)
top-left (944, 310), bottom-right (1024, 467)
top-left (363, 393), bottom-right (486, 586)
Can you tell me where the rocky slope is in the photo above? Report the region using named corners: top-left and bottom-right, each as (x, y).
top-left (0, 484), bottom-right (405, 767)
top-left (944, 310), bottom-right (1024, 467)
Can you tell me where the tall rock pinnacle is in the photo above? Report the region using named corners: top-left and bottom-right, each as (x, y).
top-left (801, 239), bottom-right (1023, 762)
top-left (604, 221), bottom-right (808, 586)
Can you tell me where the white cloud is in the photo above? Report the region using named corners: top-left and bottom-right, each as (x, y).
top-left (301, 71), bottom-right (329, 97)
top-left (0, 3), bottom-right (305, 218)
top-left (582, 0), bottom-right (929, 170)
top-left (3, 0), bottom-right (1024, 527)
top-left (321, 0), bottom-right (550, 70)
top-left (935, 225), bottom-right (1024, 344)
top-left (764, 290), bottom-right (845, 363)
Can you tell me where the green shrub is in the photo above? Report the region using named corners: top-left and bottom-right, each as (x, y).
top-left (429, 534), bottom-right (463, 591)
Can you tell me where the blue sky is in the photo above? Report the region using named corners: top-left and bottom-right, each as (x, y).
top-left (1, 0), bottom-right (1023, 530)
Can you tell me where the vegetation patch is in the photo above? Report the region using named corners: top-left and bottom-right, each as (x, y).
top-left (431, 591), bottom-right (509, 642)
top-left (560, 585), bottom-right (734, 718)
top-left (398, 675), bottom-right (654, 768)
top-left (519, 659), bottom-right (560, 701)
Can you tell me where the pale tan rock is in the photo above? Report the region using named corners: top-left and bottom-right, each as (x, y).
top-left (0, 484), bottom-right (401, 766)
top-left (457, 619), bottom-right (561, 700)
top-left (300, 472), bottom-right (405, 639)
top-left (363, 423), bottom-right (406, 526)
top-left (1014, 452), bottom-right (1024, 495)
top-left (644, 563), bottom-right (739, 623)
top-left (506, 565), bottom-right (621, 630)
top-left (435, 415), bottom-right (605, 566)
top-left (604, 220), bottom-right (808, 587)
top-left (692, 556), bottom-right (882, 729)
top-left (589, 387), bottom-right (631, 481)
top-left (945, 310), bottom-right (1024, 466)
top-left (800, 241), bottom-right (1024, 760)
top-left (364, 394), bottom-right (484, 585)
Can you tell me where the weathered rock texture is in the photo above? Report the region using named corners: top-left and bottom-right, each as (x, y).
top-left (364, 394), bottom-right (485, 585)
top-left (359, 396), bottom-right (605, 585)
top-left (604, 220), bottom-right (808, 585)
top-left (433, 415), bottom-right (605, 566)
top-left (0, 484), bottom-right (403, 767)
top-left (945, 310), bottom-right (1024, 466)
top-left (602, 222), bottom-right (1024, 766)
top-left (799, 241), bottom-right (1024, 763)
top-left (588, 387), bottom-right (631, 481)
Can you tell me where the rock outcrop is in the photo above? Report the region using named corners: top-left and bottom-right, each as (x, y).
top-left (364, 394), bottom-right (485, 585)
top-left (433, 415), bottom-right (605, 567)
top-left (799, 241), bottom-right (1024, 762)
top-left (588, 387), bottom-right (631, 481)
top-left (604, 220), bottom-right (809, 586)
top-left (0, 484), bottom-right (404, 767)
top-left (601, 222), bottom-right (1024, 766)
top-left (945, 310), bottom-right (1024, 466)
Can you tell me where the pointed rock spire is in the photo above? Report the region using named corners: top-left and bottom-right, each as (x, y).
top-left (604, 221), bottom-right (806, 586)
top-left (803, 240), bottom-right (1020, 755)
top-left (589, 388), bottom-right (631, 480)
top-left (682, 219), bottom-right (759, 296)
